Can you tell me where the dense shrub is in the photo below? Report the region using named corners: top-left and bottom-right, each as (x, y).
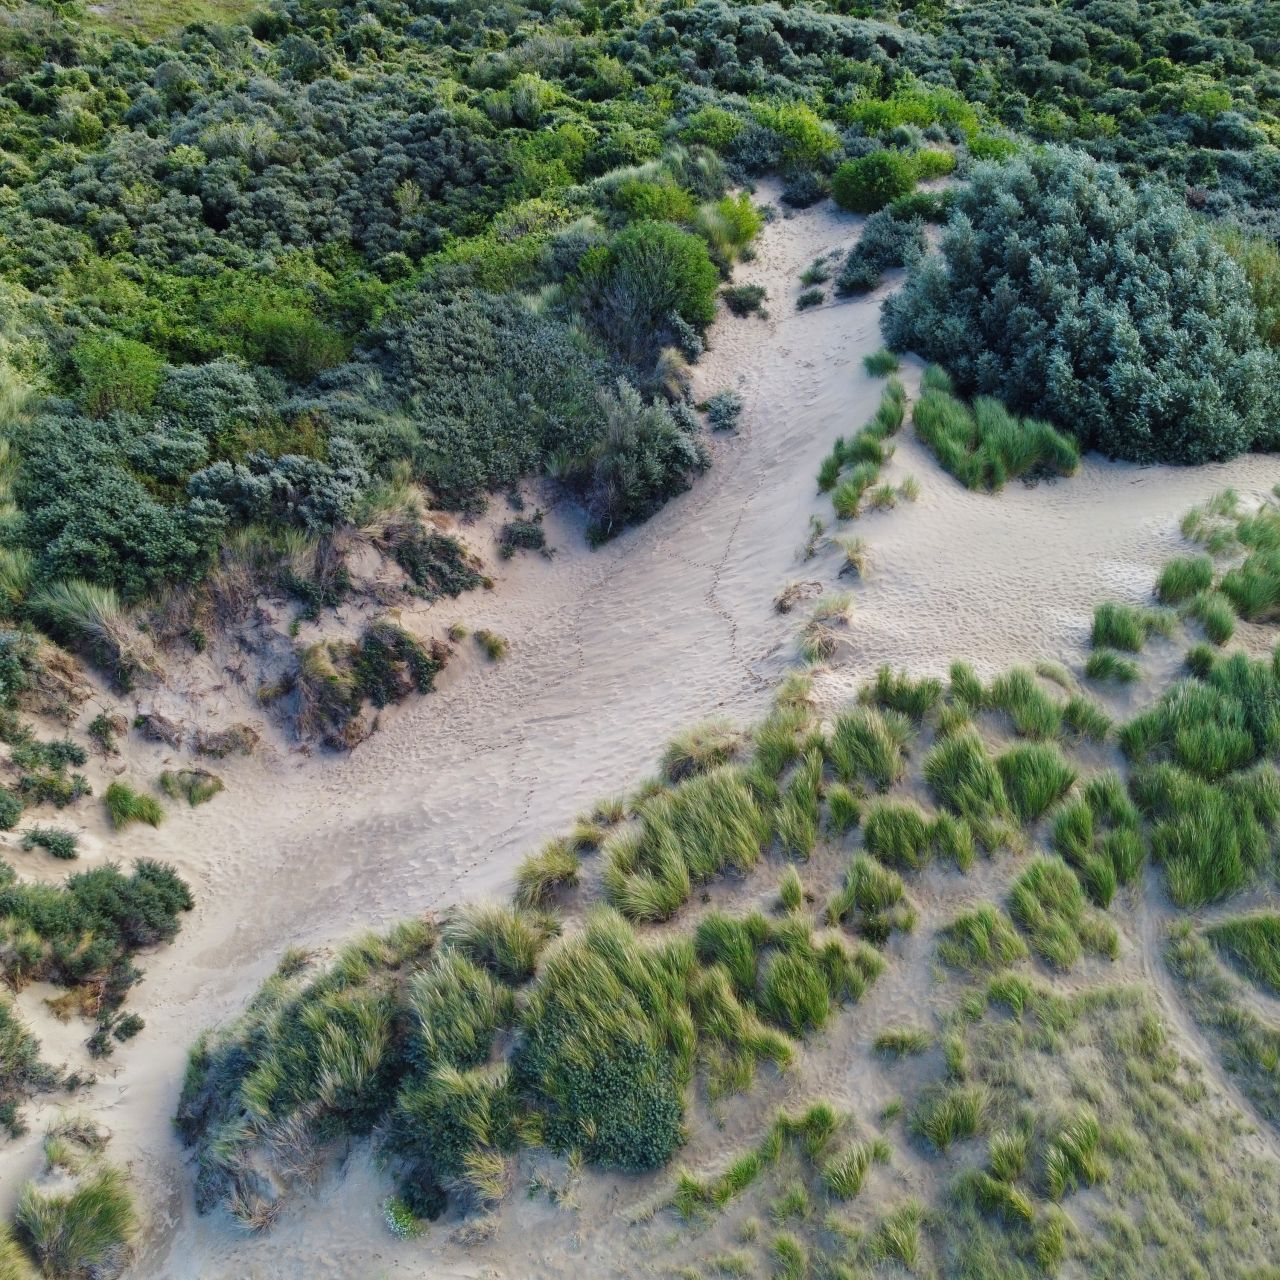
top-left (832, 151), bottom-right (917, 214)
top-left (583, 380), bottom-right (708, 544)
top-left (579, 221), bottom-right (721, 364)
top-left (883, 150), bottom-right (1280, 464)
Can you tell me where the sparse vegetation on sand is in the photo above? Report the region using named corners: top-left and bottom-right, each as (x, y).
top-left (1206, 915), bottom-right (1280, 996)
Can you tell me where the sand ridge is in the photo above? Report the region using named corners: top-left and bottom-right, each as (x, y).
top-left (2, 184), bottom-right (1278, 1278)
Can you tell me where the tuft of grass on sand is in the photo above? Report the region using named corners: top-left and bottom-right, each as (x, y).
top-left (514, 839), bottom-right (580, 909)
top-left (1084, 649), bottom-right (1139, 683)
top-left (1008, 856), bottom-right (1118, 969)
top-left (14, 1165), bottom-right (136, 1280)
top-left (1205, 914), bottom-right (1280, 996)
top-left (826, 705), bottom-right (911, 792)
top-left (474, 629), bottom-right (509, 661)
top-left (937, 903), bottom-right (1028, 972)
top-left (103, 781), bottom-right (163, 829)
top-left (1155, 555), bottom-right (1214, 605)
top-left (1090, 601), bottom-right (1172, 652)
top-left (863, 348), bottom-right (900, 377)
top-left (662, 720), bottom-right (742, 783)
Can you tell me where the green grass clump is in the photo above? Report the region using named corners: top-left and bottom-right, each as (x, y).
top-left (20, 827), bottom-right (79, 860)
top-left (923, 731), bottom-right (1008, 821)
top-left (661, 720), bottom-right (742, 783)
top-left (1131, 763), bottom-right (1270, 906)
top-left (863, 665), bottom-right (942, 721)
top-left (874, 1026), bottom-right (930, 1056)
top-left (1060, 694), bottom-right (1111, 741)
top-left (513, 839), bottom-right (580, 909)
top-left (825, 783), bottom-right (861, 835)
top-left (103, 781), bottom-right (163, 829)
top-left (1187, 590), bottom-right (1236, 644)
top-left (1049, 772), bottom-right (1142, 907)
top-left (14, 1166), bottom-right (136, 1279)
top-left (937, 904), bottom-right (1028, 972)
top-left (474, 629), bottom-right (509, 661)
top-left (407, 949), bottom-right (514, 1072)
top-left (1008, 857), bottom-right (1118, 969)
top-left (604, 766), bottom-right (769, 920)
top-left (912, 387), bottom-right (1078, 491)
top-left (996, 742), bottom-right (1076, 823)
top-left (826, 705), bottom-right (911, 791)
top-left (862, 801), bottom-right (934, 869)
top-left (1206, 915), bottom-right (1280, 995)
top-left (863, 348), bottom-right (900, 376)
top-left (826, 854), bottom-right (916, 942)
top-left (1155, 554), bottom-right (1214, 604)
top-left (1044, 1109), bottom-right (1105, 1199)
top-left (822, 1137), bottom-right (890, 1199)
top-left (1220, 547), bottom-right (1280, 621)
top-left (911, 1084), bottom-right (989, 1151)
top-left (830, 463), bottom-right (879, 519)
top-left (775, 749), bottom-right (822, 859)
top-left (778, 865), bottom-right (805, 912)
top-left (1090, 601), bottom-right (1172, 651)
top-left (158, 768), bottom-right (223, 807)
top-left (1084, 649), bottom-right (1139, 682)
top-left (442, 903), bottom-right (550, 984)
top-left (985, 667), bottom-right (1061, 739)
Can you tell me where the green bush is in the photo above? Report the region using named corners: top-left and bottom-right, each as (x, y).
top-left (580, 220), bottom-right (720, 363)
top-left (71, 335), bottom-right (163, 418)
top-left (832, 151), bottom-right (917, 214)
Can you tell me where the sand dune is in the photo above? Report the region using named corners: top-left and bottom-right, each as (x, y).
top-left (2, 184), bottom-right (1277, 1279)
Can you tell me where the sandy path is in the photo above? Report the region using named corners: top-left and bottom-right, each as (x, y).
top-left (3, 186), bottom-right (1279, 1278)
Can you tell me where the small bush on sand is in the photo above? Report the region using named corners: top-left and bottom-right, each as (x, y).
top-left (103, 781), bottom-right (163, 829)
top-left (20, 827), bottom-right (78, 860)
top-left (937, 904), bottom-right (1028, 972)
top-left (832, 151), bottom-right (917, 214)
top-left (14, 1165), bottom-right (136, 1279)
top-left (722, 284), bottom-right (767, 318)
top-left (1156, 555), bottom-right (1214, 605)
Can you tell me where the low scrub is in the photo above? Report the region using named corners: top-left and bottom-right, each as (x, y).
top-left (1090, 602), bottom-right (1171, 652)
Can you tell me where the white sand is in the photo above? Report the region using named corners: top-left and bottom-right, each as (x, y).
top-left (2, 184), bottom-right (1277, 1278)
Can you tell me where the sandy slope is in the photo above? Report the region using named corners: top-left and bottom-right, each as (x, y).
top-left (3, 185), bottom-right (1278, 1278)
